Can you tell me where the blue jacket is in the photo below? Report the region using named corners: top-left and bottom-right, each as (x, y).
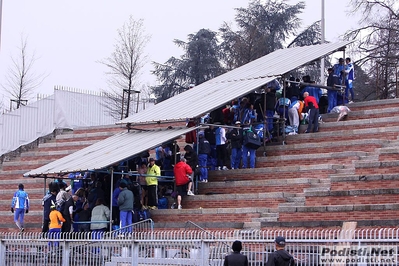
top-left (12, 189), bottom-right (29, 210)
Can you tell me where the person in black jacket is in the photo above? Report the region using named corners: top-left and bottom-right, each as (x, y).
top-left (41, 189), bottom-right (57, 234)
top-left (62, 194), bottom-right (79, 232)
top-left (184, 145), bottom-right (198, 179)
top-left (327, 67), bottom-right (337, 113)
top-left (224, 240), bottom-right (248, 266)
top-left (197, 132), bottom-right (211, 183)
top-left (204, 125), bottom-right (217, 170)
top-left (266, 236), bottom-right (295, 266)
top-left (228, 121), bottom-right (243, 169)
top-left (255, 82), bottom-right (277, 133)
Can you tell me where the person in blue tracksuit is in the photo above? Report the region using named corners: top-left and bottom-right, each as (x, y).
top-left (334, 58), bottom-right (349, 105)
top-left (11, 183), bottom-right (30, 232)
top-left (345, 57), bottom-right (355, 101)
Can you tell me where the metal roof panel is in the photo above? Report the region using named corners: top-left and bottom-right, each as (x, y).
top-left (24, 127), bottom-right (196, 177)
top-left (120, 41), bottom-right (351, 125)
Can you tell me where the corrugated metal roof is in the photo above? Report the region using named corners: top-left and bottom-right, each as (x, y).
top-left (120, 41), bottom-right (351, 125)
top-left (24, 127), bottom-right (196, 177)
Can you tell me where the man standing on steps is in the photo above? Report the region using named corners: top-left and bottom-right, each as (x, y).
top-left (174, 158), bottom-right (194, 209)
top-left (266, 236), bottom-right (295, 266)
top-left (42, 187), bottom-right (58, 234)
top-left (11, 183), bottom-right (29, 232)
top-left (146, 158), bottom-right (160, 210)
top-left (303, 92), bottom-right (319, 133)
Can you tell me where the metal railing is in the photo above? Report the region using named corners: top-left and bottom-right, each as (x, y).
top-left (1, 228), bottom-right (398, 266)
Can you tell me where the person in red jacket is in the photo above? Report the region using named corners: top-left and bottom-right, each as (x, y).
top-left (303, 92), bottom-right (320, 133)
top-left (173, 158), bottom-right (194, 209)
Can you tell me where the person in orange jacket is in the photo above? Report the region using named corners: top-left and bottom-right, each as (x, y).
top-left (48, 202), bottom-right (66, 249)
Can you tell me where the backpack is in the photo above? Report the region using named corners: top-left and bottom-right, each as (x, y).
top-left (158, 197), bottom-right (168, 209)
top-left (138, 209), bottom-right (151, 221)
top-left (243, 127), bottom-right (261, 149)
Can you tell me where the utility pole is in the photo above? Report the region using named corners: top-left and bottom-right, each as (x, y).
top-left (320, 0), bottom-right (325, 84)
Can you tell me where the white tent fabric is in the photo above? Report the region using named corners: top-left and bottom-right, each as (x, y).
top-left (119, 41), bottom-right (352, 125)
top-left (24, 126), bottom-right (196, 177)
top-left (1, 88), bottom-right (155, 157)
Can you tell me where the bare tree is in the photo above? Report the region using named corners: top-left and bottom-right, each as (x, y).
top-left (1, 35), bottom-right (47, 110)
top-left (346, 0), bottom-right (399, 99)
top-left (99, 16), bottom-right (150, 120)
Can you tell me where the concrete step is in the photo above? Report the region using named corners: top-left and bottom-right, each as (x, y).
top-left (329, 173), bottom-right (399, 183)
top-left (257, 151), bottom-right (364, 168)
top-left (275, 203), bottom-right (399, 227)
top-left (334, 166), bottom-right (356, 175)
top-left (263, 138), bottom-right (388, 157)
top-left (151, 207), bottom-right (270, 229)
top-left (252, 213), bottom-right (279, 223)
top-left (208, 164), bottom-right (344, 182)
top-left (37, 140), bottom-right (98, 149)
top-left (258, 151), bottom-right (368, 163)
top-left (354, 159), bottom-right (399, 169)
top-left (279, 203), bottom-right (399, 213)
top-left (262, 219), bottom-right (399, 228)
top-left (184, 192), bottom-right (288, 209)
top-left (319, 114), bottom-right (399, 131)
top-left (55, 131), bottom-right (119, 141)
top-left (20, 149), bottom-right (77, 159)
top-left (243, 221), bottom-right (261, 229)
top-left (321, 106), bottom-right (399, 122)
top-left (198, 178), bottom-right (323, 195)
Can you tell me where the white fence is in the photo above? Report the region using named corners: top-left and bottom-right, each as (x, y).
top-left (1, 228), bottom-right (398, 266)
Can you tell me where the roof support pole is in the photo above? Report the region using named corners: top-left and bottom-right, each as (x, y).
top-left (109, 167), bottom-right (114, 233)
top-left (282, 74), bottom-right (286, 145)
top-left (262, 88), bottom-right (267, 156)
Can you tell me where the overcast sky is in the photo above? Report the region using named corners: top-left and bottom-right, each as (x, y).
top-left (0, 0), bottom-right (359, 104)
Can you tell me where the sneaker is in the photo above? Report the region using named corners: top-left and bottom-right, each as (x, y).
top-left (203, 179), bottom-right (208, 183)
top-left (187, 190), bottom-right (195, 196)
top-left (20, 228), bottom-right (24, 233)
top-left (178, 205), bottom-right (182, 209)
top-left (217, 167), bottom-right (221, 171)
top-left (222, 166), bottom-right (229, 170)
